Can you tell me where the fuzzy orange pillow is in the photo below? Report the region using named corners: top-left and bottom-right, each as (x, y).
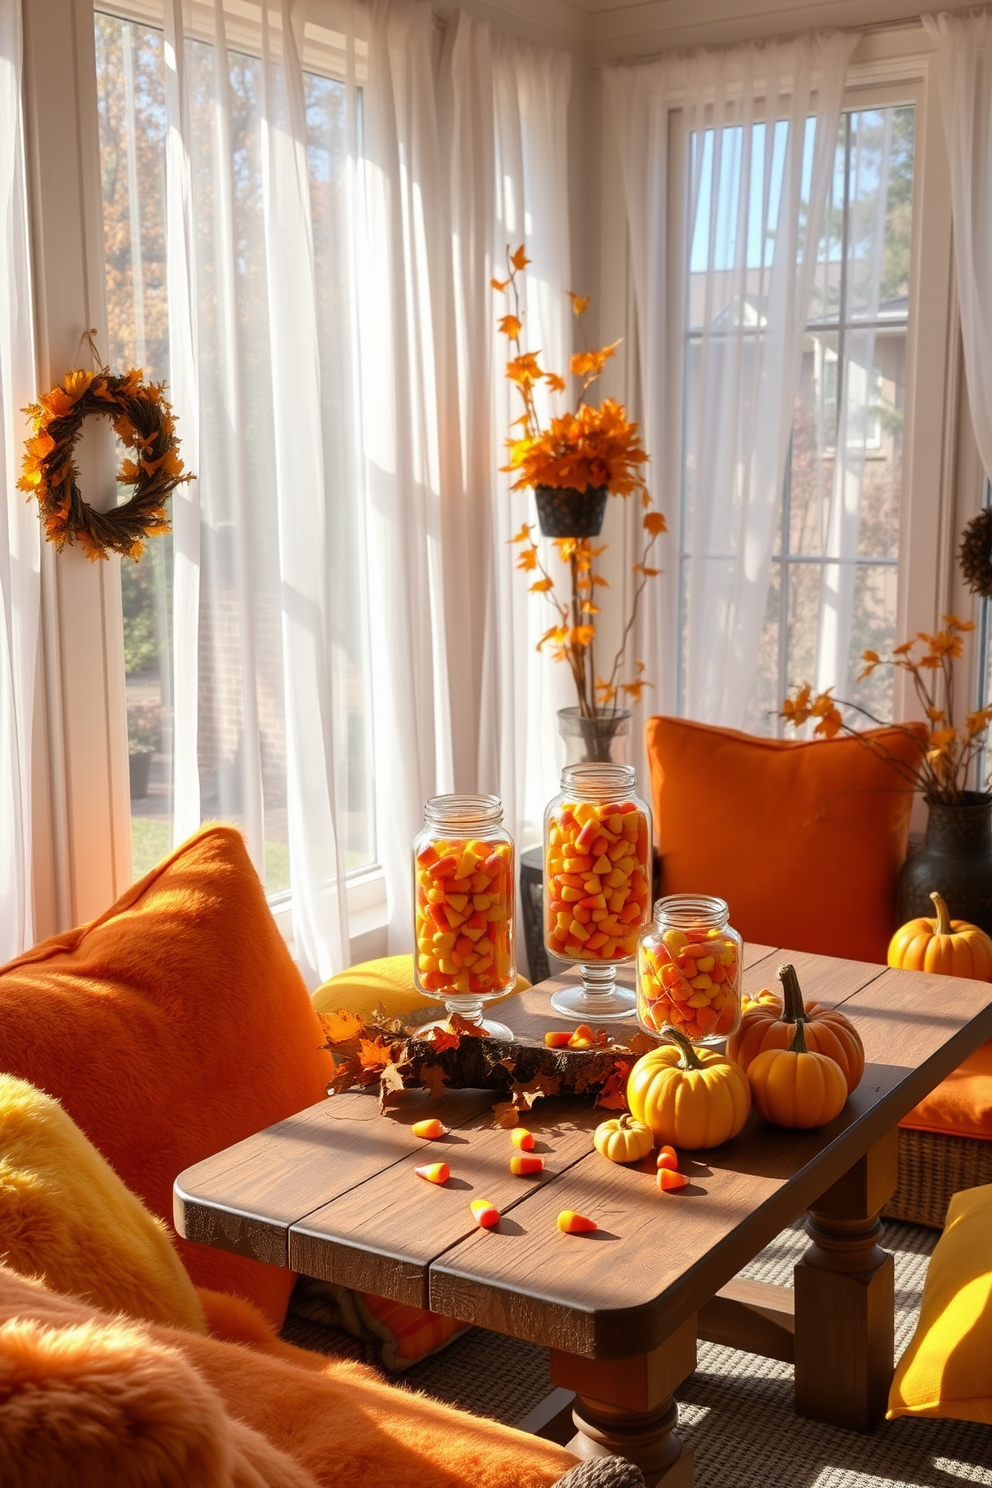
top-left (644, 717), bottom-right (924, 963)
top-left (0, 1267), bottom-right (576, 1488)
top-left (0, 825), bottom-right (333, 1328)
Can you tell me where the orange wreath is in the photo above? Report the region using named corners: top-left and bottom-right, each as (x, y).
top-left (19, 366), bottom-right (194, 561)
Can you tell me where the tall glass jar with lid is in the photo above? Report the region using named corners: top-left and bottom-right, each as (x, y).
top-left (413, 794), bottom-right (515, 1039)
top-left (637, 895), bottom-right (742, 1045)
top-left (543, 763), bottom-right (652, 1021)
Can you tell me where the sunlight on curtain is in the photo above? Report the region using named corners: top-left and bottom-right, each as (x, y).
top-left (605, 33), bottom-right (856, 729)
top-left (443, 12), bottom-right (573, 854)
top-left (926, 11), bottom-right (992, 484)
top-left (0, 0), bottom-right (39, 960)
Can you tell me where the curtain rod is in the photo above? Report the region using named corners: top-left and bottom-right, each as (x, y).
top-left (590, 13), bottom-right (931, 72)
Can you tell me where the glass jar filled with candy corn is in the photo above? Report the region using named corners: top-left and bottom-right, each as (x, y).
top-left (543, 763), bottom-right (652, 1021)
top-left (637, 895), bottom-right (741, 1045)
top-left (413, 795), bottom-right (515, 1038)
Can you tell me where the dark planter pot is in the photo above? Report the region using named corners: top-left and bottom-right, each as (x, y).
top-left (534, 484), bottom-right (608, 538)
top-left (899, 792), bottom-right (992, 936)
top-left (128, 748), bottom-right (154, 801)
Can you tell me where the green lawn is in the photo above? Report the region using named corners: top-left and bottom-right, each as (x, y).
top-left (130, 816), bottom-right (292, 893)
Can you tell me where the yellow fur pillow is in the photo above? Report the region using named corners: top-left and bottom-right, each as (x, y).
top-left (0, 1075), bottom-right (206, 1333)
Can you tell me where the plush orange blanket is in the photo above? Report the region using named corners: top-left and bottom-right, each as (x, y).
top-left (0, 1269), bottom-right (576, 1488)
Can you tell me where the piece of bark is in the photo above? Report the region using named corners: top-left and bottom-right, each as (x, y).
top-left (320, 1011), bottom-right (654, 1123)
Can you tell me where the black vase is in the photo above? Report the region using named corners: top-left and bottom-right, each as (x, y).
top-left (898, 792), bottom-right (992, 936)
top-left (534, 484), bottom-right (608, 538)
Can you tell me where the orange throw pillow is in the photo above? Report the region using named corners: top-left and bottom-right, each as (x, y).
top-left (644, 717), bottom-right (923, 964)
top-left (899, 1039), bottom-right (992, 1141)
top-left (0, 825), bottom-right (334, 1328)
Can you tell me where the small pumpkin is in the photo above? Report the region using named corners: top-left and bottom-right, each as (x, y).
top-left (727, 964), bottom-right (865, 1094)
top-left (887, 891), bottom-right (992, 980)
top-left (593, 1113), bottom-right (654, 1164)
top-left (627, 1026), bottom-right (751, 1150)
top-left (747, 1017), bottom-right (848, 1129)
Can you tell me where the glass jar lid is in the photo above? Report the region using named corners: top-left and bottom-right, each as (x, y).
top-left (424, 793), bottom-right (504, 829)
top-left (559, 762), bottom-right (638, 801)
top-left (653, 893), bottom-right (729, 929)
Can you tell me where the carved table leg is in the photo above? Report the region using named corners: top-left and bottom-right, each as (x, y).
top-left (550, 1315), bottom-right (696, 1487)
top-left (794, 1128), bottom-right (899, 1430)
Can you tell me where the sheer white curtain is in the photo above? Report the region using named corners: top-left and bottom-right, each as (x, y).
top-left (0, 0), bottom-right (38, 960)
top-left (442, 12), bottom-right (573, 853)
top-left (162, 0), bottom-right (358, 982)
top-left (605, 33), bottom-right (855, 728)
top-left (926, 10), bottom-right (992, 484)
top-left (360, 0), bottom-right (451, 951)
top-left (155, 0), bottom-right (573, 963)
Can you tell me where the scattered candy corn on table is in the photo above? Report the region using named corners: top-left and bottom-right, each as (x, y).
top-left (176, 947), bottom-right (992, 1488)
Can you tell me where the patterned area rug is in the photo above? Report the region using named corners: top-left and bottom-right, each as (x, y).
top-left (399, 1218), bottom-right (992, 1487)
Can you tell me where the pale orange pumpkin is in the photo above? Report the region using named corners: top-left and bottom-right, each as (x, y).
top-left (627, 1026), bottom-right (751, 1150)
top-left (746, 1018), bottom-right (849, 1129)
top-left (887, 891), bottom-right (992, 980)
top-left (727, 964), bottom-right (865, 1094)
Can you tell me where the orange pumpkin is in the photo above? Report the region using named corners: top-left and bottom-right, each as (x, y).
top-left (747, 1019), bottom-right (849, 1129)
top-left (627, 1026), bottom-right (751, 1150)
top-left (727, 964), bottom-right (865, 1094)
top-left (887, 891), bottom-right (992, 980)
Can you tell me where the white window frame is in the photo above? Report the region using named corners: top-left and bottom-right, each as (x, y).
top-left (21, 0), bottom-right (387, 957)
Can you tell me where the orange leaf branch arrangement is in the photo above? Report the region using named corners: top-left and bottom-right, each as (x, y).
top-left (19, 356), bottom-right (194, 562)
top-left (496, 246), bottom-right (666, 719)
top-left (780, 615), bottom-right (991, 805)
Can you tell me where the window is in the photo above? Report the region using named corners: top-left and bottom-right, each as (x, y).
top-left (94, 5), bottom-right (375, 891)
top-left (679, 101), bottom-right (916, 733)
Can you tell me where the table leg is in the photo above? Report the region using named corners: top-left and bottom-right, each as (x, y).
top-left (794, 1128), bottom-right (899, 1430)
top-left (549, 1314), bottom-right (696, 1487)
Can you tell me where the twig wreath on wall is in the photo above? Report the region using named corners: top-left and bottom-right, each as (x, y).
top-left (18, 332), bottom-right (194, 562)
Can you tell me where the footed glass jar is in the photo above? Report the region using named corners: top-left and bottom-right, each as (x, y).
top-left (413, 795), bottom-right (515, 1039)
top-left (637, 895), bottom-right (742, 1045)
top-left (544, 763), bottom-right (652, 1021)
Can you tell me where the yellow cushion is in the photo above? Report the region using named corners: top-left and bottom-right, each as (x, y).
top-left (0, 1074), bottom-right (206, 1334)
top-left (312, 954), bottom-right (529, 1023)
top-left (887, 1182), bottom-right (992, 1424)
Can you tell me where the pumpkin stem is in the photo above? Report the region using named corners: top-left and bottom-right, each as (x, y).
top-left (788, 1017), bottom-right (809, 1055)
top-left (777, 963), bottom-right (808, 1026)
top-left (660, 1024), bottom-right (703, 1070)
top-left (930, 891), bottom-right (952, 936)
top-left (618, 1113), bottom-right (633, 1129)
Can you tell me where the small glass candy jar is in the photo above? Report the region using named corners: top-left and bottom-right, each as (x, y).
top-left (637, 895), bottom-right (742, 1045)
top-left (544, 763), bottom-right (652, 1020)
top-left (413, 794), bottom-right (515, 1038)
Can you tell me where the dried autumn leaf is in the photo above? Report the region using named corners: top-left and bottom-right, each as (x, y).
top-left (491, 1101), bottom-right (521, 1129)
top-left (448, 1012), bottom-right (491, 1039)
top-left (424, 1027), bottom-right (461, 1054)
top-left (319, 1009), bottom-right (367, 1047)
top-left (419, 1064), bottom-right (450, 1101)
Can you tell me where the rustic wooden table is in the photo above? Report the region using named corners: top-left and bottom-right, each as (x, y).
top-left (175, 946), bottom-right (992, 1487)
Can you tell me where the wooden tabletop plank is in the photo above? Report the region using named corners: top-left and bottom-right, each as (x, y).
top-left (428, 960), bottom-right (992, 1356)
top-left (289, 1102), bottom-right (606, 1307)
top-left (173, 1087), bottom-right (494, 1266)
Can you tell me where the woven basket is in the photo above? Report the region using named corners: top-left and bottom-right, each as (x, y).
top-left (883, 1127), bottom-right (992, 1229)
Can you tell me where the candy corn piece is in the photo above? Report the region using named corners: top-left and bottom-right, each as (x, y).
top-left (557, 1210), bottom-right (597, 1234)
top-left (544, 1031), bottom-right (572, 1048)
top-left (656, 1145), bottom-right (678, 1170)
top-left (657, 1167), bottom-right (689, 1192)
top-left (511, 1128), bottom-right (535, 1151)
top-left (411, 1118), bottom-right (447, 1140)
top-left (568, 1024), bottom-right (596, 1049)
top-left (415, 1162), bottom-right (450, 1184)
top-left (470, 1198), bottom-right (500, 1229)
top-left (510, 1154), bottom-right (544, 1175)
